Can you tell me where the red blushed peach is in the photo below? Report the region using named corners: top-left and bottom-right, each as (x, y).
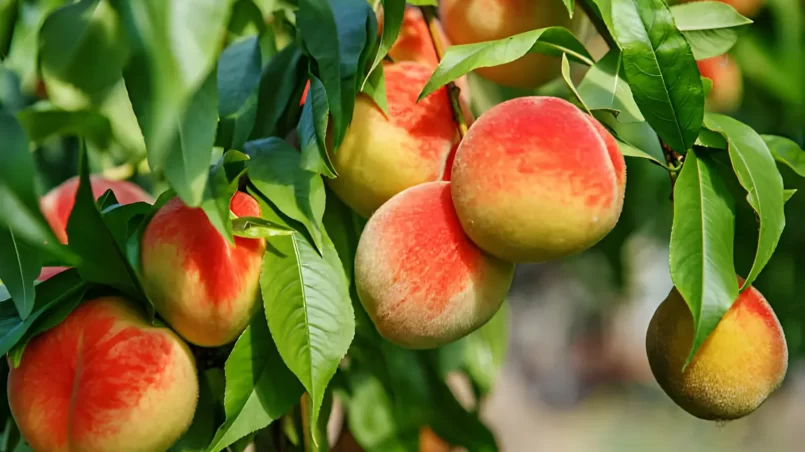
top-left (326, 62), bottom-right (457, 218)
top-left (40, 175), bottom-right (154, 244)
top-left (355, 182), bottom-right (514, 349)
top-left (646, 279), bottom-right (788, 420)
top-left (440, 0), bottom-right (574, 89)
top-left (140, 192), bottom-right (266, 347)
top-left (8, 296), bottom-right (198, 452)
top-left (451, 96), bottom-right (626, 263)
top-left (697, 55), bottom-right (743, 113)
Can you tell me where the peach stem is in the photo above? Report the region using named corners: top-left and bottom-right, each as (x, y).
top-left (420, 6), bottom-right (469, 139)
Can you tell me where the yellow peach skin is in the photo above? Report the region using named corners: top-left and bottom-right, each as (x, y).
top-left (8, 297), bottom-right (198, 451)
top-left (450, 96), bottom-right (626, 263)
top-left (440, 0), bottom-right (574, 89)
top-left (326, 62), bottom-right (456, 218)
top-left (646, 281), bottom-right (788, 420)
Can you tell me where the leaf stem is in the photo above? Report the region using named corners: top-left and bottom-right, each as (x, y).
top-left (578, 0), bottom-right (618, 50)
top-left (661, 139), bottom-right (684, 193)
top-left (420, 6), bottom-right (468, 139)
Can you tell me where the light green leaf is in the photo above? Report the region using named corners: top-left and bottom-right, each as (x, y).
top-left (671, 2), bottom-right (752, 60)
top-left (16, 105), bottom-right (112, 148)
top-left (463, 302), bottom-right (508, 396)
top-left (703, 114), bottom-right (785, 290)
top-left (299, 76), bottom-right (337, 178)
top-left (0, 229), bottom-right (40, 320)
top-left (669, 148), bottom-right (738, 364)
top-left (363, 0), bottom-right (404, 89)
top-left (561, 53), bottom-right (591, 115)
top-left (762, 134), bottom-right (805, 177)
top-left (577, 49), bottom-right (644, 123)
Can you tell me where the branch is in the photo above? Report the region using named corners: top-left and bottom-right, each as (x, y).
top-left (420, 6), bottom-right (469, 139)
top-left (661, 139), bottom-right (684, 195)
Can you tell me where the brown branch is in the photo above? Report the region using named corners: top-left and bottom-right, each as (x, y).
top-left (420, 6), bottom-right (468, 139)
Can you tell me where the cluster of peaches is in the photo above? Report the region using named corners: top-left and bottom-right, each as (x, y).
top-left (5, 2), bottom-right (784, 451)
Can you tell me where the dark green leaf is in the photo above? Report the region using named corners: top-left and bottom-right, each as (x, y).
top-left (39, 0), bottom-right (128, 97)
top-left (16, 106), bottom-right (112, 148)
top-left (763, 134), bottom-right (805, 177)
top-left (206, 312), bottom-right (303, 452)
top-left (247, 137), bottom-right (327, 253)
top-left (577, 49), bottom-right (644, 123)
top-left (669, 148), bottom-right (737, 363)
top-left (163, 72), bottom-right (218, 207)
top-left (703, 114), bottom-right (785, 289)
top-left (0, 228), bottom-right (40, 319)
top-left (364, 0), bottom-right (404, 89)
top-left (612, 0), bottom-right (704, 152)
top-left (218, 36), bottom-right (262, 151)
top-left (671, 2), bottom-right (752, 60)
top-left (299, 76), bottom-right (336, 177)
top-left (200, 151), bottom-right (250, 244)
top-left (420, 26), bottom-right (593, 99)
top-left (250, 45), bottom-right (306, 139)
top-left (3, 0), bottom-right (64, 89)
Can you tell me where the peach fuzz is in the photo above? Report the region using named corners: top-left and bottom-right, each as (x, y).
top-left (645, 280), bottom-right (788, 420)
top-left (451, 96), bottom-right (625, 263)
top-left (355, 182), bottom-right (514, 349)
top-left (697, 55), bottom-right (743, 113)
top-left (8, 296), bottom-right (198, 452)
top-left (140, 192), bottom-right (266, 347)
top-left (40, 175), bottom-right (154, 244)
top-left (439, 0), bottom-right (573, 89)
top-left (326, 62), bottom-right (456, 218)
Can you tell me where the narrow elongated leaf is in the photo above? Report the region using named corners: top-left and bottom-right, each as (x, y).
top-left (762, 135), bottom-right (805, 177)
top-left (420, 27), bottom-right (593, 99)
top-left (255, 193), bottom-right (353, 449)
top-left (703, 114), bottom-right (785, 290)
top-left (363, 0), bottom-right (404, 88)
top-left (0, 229), bottom-right (40, 319)
top-left (671, 2), bottom-right (752, 60)
top-left (669, 149), bottom-right (738, 362)
top-left (577, 49), bottom-right (644, 123)
top-left (218, 36), bottom-right (262, 151)
top-left (117, 0), bottom-right (234, 170)
top-left (16, 106), bottom-right (112, 148)
top-left (462, 302), bottom-right (508, 396)
top-left (247, 137), bottom-right (327, 253)
top-left (206, 313), bottom-right (303, 452)
top-left (299, 76), bottom-right (336, 177)
top-left (200, 151), bottom-right (250, 244)
top-left (0, 111), bottom-right (73, 263)
top-left (250, 45), bottom-right (306, 139)
top-left (163, 72), bottom-right (218, 207)
top-left (612, 0), bottom-right (704, 152)
top-left (561, 54), bottom-right (591, 115)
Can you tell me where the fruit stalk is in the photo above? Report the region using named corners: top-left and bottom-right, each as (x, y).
top-left (421, 6), bottom-right (468, 139)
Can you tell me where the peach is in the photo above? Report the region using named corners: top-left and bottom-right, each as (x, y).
top-left (40, 175), bottom-right (154, 244)
top-left (140, 192), bottom-right (266, 347)
top-left (439, 0), bottom-right (574, 89)
top-left (326, 62), bottom-right (456, 218)
top-left (355, 182), bottom-right (514, 349)
top-left (697, 55), bottom-right (743, 113)
top-left (450, 96), bottom-right (625, 263)
top-left (646, 280), bottom-right (788, 420)
top-left (8, 296), bottom-right (198, 452)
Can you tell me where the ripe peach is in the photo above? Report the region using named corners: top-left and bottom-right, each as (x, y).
top-left (140, 192), bottom-right (266, 347)
top-left (450, 96), bottom-right (625, 263)
top-left (8, 296), bottom-right (198, 452)
top-left (326, 62), bottom-right (457, 218)
top-left (697, 55), bottom-right (743, 113)
top-left (40, 175), bottom-right (154, 244)
top-left (439, 0), bottom-right (574, 89)
top-left (355, 182), bottom-right (514, 349)
top-left (646, 281), bottom-right (788, 420)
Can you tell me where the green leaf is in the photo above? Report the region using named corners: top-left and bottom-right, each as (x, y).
top-left (561, 53), bottom-right (591, 115)
top-left (420, 26), bottom-right (593, 99)
top-left (562, 0), bottom-right (574, 18)
top-left (762, 135), bottom-right (805, 177)
top-left (299, 76), bottom-right (337, 177)
top-left (39, 0), bottom-right (129, 97)
top-left (218, 36), bottom-right (262, 151)
top-left (116, 0), bottom-right (234, 171)
top-left (361, 61), bottom-right (388, 116)
top-left (404, 0), bottom-right (436, 5)
top-left (616, 137), bottom-right (668, 168)
top-left (0, 228), bottom-right (40, 320)
top-left (250, 45), bottom-right (306, 139)
top-left (3, 0), bottom-right (64, 89)
top-left (577, 49), bottom-right (644, 123)
top-left (255, 193), bottom-right (354, 450)
top-left (463, 302), bottom-right (509, 396)
top-left (16, 106), bottom-right (112, 148)
top-left (669, 148), bottom-right (738, 364)
top-left (170, 370), bottom-right (223, 452)
top-left (703, 114), bottom-right (785, 290)
top-left (200, 151), bottom-right (250, 244)
top-left (232, 216), bottom-right (294, 239)
top-left (784, 189), bottom-right (796, 202)
top-left (206, 312), bottom-right (303, 452)
top-left (66, 148), bottom-right (146, 302)
top-left (611, 0), bottom-right (704, 152)
top-left (0, 110), bottom-right (74, 263)
top-left (247, 137), bottom-right (327, 253)
top-left (671, 2), bottom-right (752, 60)
top-left (695, 127), bottom-right (728, 149)
top-left (163, 72), bottom-right (218, 208)
top-left (363, 0), bottom-right (404, 90)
